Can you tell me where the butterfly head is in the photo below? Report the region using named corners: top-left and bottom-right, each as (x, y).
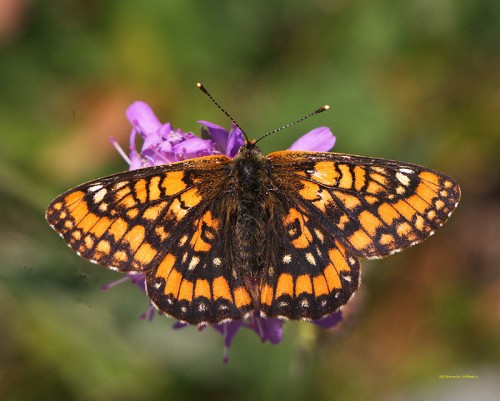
top-left (240, 138), bottom-right (258, 150)
top-left (237, 139), bottom-right (263, 158)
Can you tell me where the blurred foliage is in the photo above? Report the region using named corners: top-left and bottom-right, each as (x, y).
top-left (0, 0), bottom-right (499, 400)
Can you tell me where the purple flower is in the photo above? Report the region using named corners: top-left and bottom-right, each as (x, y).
top-left (198, 120), bottom-right (245, 158)
top-left (105, 100), bottom-right (342, 362)
top-left (313, 310), bottom-right (343, 328)
top-left (111, 101), bottom-right (244, 170)
top-left (288, 126), bottom-right (336, 152)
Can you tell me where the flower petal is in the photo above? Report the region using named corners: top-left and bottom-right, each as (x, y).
top-left (128, 150), bottom-right (144, 170)
top-left (288, 126), bottom-right (336, 152)
top-left (142, 131), bottom-right (164, 152)
top-left (158, 140), bottom-right (173, 153)
top-left (126, 101), bottom-right (162, 136)
top-left (172, 137), bottom-right (214, 158)
top-left (226, 124), bottom-right (245, 157)
top-left (158, 122), bottom-right (173, 138)
top-left (260, 318), bottom-right (283, 344)
top-left (198, 120), bottom-right (230, 154)
top-left (212, 321), bottom-right (244, 363)
top-left (164, 127), bottom-right (185, 145)
top-left (313, 310), bottom-right (343, 328)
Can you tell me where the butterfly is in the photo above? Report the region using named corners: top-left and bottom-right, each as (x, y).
top-left (46, 140), bottom-right (460, 325)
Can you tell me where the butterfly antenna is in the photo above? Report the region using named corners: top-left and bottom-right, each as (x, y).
top-left (254, 105), bottom-right (330, 145)
top-left (196, 83), bottom-right (250, 142)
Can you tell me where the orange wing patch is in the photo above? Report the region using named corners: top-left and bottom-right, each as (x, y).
top-left (190, 211), bottom-right (220, 253)
top-left (283, 208), bottom-right (313, 249)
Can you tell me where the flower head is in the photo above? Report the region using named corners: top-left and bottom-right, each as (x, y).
top-left (105, 100), bottom-right (342, 362)
top-left (116, 101), bottom-right (245, 170)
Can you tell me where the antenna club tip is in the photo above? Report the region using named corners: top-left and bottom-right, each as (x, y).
top-left (196, 82), bottom-right (209, 94)
top-left (315, 105), bottom-right (330, 113)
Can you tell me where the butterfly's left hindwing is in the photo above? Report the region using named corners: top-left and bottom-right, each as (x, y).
top-left (259, 205), bottom-right (360, 320)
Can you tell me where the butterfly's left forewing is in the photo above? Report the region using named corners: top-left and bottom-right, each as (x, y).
top-left (267, 151), bottom-right (460, 258)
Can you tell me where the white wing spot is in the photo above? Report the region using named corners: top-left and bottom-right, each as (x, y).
top-left (282, 254), bottom-right (292, 264)
top-left (93, 188), bottom-right (107, 203)
top-left (300, 299), bottom-right (309, 308)
top-left (198, 303), bottom-right (207, 312)
top-left (306, 252), bottom-right (316, 266)
top-left (188, 256), bottom-right (200, 270)
top-left (178, 235), bottom-right (188, 246)
top-left (213, 257), bottom-right (222, 266)
top-left (399, 168), bottom-right (414, 174)
top-left (315, 246), bottom-right (322, 257)
top-left (314, 229), bottom-right (325, 243)
top-left (113, 181), bottom-right (128, 190)
top-left (88, 184), bottom-right (103, 193)
top-left (396, 172), bottom-right (411, 186)
top-left (343, 275), bottom-right (352, 282)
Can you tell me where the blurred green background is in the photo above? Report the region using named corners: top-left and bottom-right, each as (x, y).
top-left (1, 1), bottom-right (499, 400)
